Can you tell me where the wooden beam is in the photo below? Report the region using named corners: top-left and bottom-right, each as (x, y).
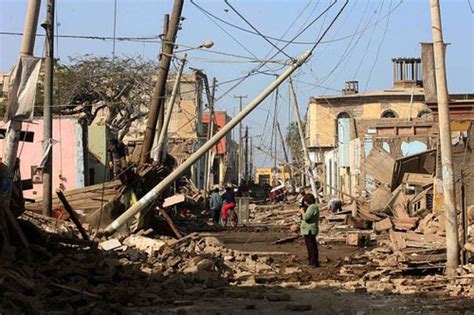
top-left (158, 207), bottom-right (183, 239)
top-left (56, 189), bottom-right (90, 240)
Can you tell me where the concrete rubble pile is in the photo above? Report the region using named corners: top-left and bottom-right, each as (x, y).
top-left (0, 227), bottom-right (298, 313)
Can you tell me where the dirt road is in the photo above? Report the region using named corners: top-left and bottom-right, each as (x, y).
top-left (159, 225), bottom-right (474, 315)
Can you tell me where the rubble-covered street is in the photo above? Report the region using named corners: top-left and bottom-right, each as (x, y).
top-left (1, 0), bottom-right (474, 314)
top-left (1, 202), bottom-right (474, 314)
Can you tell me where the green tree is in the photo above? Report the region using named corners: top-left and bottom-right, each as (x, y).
top-left (286, 121), bottom-right (304, 168)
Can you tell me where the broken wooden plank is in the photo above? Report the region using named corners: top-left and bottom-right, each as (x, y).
top-left (389, 230), bottom-right (407, 250)
top-left (158, 207), bottom-right (183, 239)
top-left (374, 217), bottom-right (393, 232)
top-left (392, 217), bottom-right (419, 231)
top-left (56, 190), bottom-right (90, 241)
top-left (273, 235), bottom-right (299, 244)
top-left (51, 283), bottom-right (102, 299)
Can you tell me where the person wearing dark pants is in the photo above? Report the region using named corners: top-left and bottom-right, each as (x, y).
top-left (299, 193), bottom-right (320, 267)
top-left (209, 187), bottom-right (222, 224)
top-left (304, 231), bottom-right (319, 267)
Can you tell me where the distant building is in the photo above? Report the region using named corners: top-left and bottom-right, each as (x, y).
top-left (202, 111), bottom-right (238, 187)
top-left (304, 43), bottom-right (474, 202)
top-left (255, 166), bottom-right (290, 186)
top-left (0, 72), bottom-right (11, 104)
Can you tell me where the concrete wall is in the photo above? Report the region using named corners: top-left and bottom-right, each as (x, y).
top-left (88, 124), bottom-right (109, 185)
top-left (307, 93), bottom-right (429, 148)
top-left (0, 118), bottom-right (85, 199)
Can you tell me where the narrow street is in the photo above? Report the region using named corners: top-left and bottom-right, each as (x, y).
top-left (153, 203), bottom-right (474, 314)
top-left (1, 1), bottom-right (473, 314)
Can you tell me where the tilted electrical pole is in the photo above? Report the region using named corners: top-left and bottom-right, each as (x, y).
top-left (140, 0), bottom-right (184, 165)
top-left (105, 52), bottom-right (312, 235)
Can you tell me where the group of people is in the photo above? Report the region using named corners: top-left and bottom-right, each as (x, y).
top-left (209, 185), bottom-right (329, 268)
top-left (209, 186), bottom-right (236, 224)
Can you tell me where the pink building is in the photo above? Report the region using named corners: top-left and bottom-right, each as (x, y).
top-left (0, 118), bottom-right (86, 199)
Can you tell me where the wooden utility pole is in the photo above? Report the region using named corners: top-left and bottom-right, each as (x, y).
top-left (42, 0), bottom-right (54, 217)
top-left (234, 95), bottom-right (247, 185)
top-left (140, 0), bottom-right (184, 165)
top-left (244, 126), bottom-right (249, 182)
top-left (250, 137), bottom-right (253, 182)
top-left (429, 0), bottom-right (459, 274)
top-left (289, 77), bottom-right (318, 197)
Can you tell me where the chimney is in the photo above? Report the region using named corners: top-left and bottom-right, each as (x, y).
top-left (342, 81), bottom-right (358, 95)
top-left (392, 57), bottom-right (423, 89)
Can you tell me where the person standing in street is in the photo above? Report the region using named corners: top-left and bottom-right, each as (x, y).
top-left (299, 193), bottom-right (320, 267)
top-left (209, 187), bottom-right (222, 224)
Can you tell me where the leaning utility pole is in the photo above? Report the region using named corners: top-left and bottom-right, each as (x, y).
top-left (2, 0), bottom-right (41, 211)
top-left (140, 0), bottom-right (184, 165)
top-left (276, 121), bottom-right (295, 192)
top-left (273, 87), bottom-right (279, 171)
top-left (204, 77), bottom-right (217, 197)
top-left (429, 0), bottom-right (459, 274)
top-left (289, 77), bottom-right (318, 197)
top-left (105, 52), bottom-right (311, 235)
top-left (42, 0), bottom-right (54, 217)
top-left (234, 95), bottom-right (247, 185)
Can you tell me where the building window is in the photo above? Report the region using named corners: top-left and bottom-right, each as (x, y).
top-left (337, 112), bottom-right (350, 119)
top-left (417, 109), bottom-right (432, 119)
top-left (336, 112), bottom-right (350, 146)
top-left (381, 109), bottom-right (398, 118)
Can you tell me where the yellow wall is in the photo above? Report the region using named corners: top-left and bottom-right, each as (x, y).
top-left (307, 97), bottom-right (428, 148)
top-left (255, 167), bottom-right (291, 185)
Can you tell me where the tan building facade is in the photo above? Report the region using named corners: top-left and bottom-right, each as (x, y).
top-left (306, 88), bottom-right (429, 149)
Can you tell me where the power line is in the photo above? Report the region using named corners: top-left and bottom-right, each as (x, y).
top-left (190, 0), bottom-right (402, 45)
top-left (364, 0), bottom-right (394, 92)
top-left (224, 0), bottom-right (294, 60)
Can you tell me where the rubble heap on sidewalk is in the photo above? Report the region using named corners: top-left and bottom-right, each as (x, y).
top-left (0, 226), bottom-right (298, 313)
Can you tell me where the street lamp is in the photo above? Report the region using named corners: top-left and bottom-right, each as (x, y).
top-left (173, 40), bottom-right (214, 54)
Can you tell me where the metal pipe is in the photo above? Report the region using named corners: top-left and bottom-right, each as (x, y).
top-left (154, 55), bottom-right (187, 161)
top-left (105, 51), bottom-right (311, 235)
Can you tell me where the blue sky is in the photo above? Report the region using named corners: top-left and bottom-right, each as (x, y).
top-left (1, 0), bottom-right (473, 168)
